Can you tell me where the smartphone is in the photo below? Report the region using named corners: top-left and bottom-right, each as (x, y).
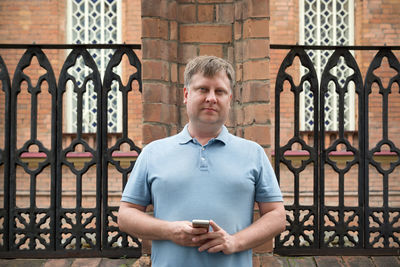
top-left (192, 219), bottom-right (210, 232)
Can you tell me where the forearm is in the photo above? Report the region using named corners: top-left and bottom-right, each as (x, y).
top-left (118, 202), bottom-right (172, 240)
top-left (232, 203), bottom-right (286, 252)
top-left (118, 201), bottom-right (207, 247)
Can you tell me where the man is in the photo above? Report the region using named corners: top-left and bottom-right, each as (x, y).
top-left (118, 56), bottom-right (286, 266)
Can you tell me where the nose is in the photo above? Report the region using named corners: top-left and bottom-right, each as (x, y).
top-left (206, 90), bottom-right (217, 103)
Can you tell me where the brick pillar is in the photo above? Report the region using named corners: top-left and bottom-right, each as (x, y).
top-left (240, 1), bottom-right (272, 152)
top-left (141, 0), bottom-right (179, 145)
top-left (235, 0), bottom-right (275, 261)
top-left (177, 0), bottom-right (235, 131)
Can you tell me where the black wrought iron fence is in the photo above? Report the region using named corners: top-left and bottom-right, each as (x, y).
top-left (272, 45), bottom-right (400, 255)
top-left (1, 43), bottom-right (400, 258)
top-left (0, 44), bottom-right (142, 258)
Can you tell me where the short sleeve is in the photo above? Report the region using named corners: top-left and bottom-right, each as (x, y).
top-left (254, 146), bottom-right (283, 203)
top-left (121, 146), bottom-right (152, 206)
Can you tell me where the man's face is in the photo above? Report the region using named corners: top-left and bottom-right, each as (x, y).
top-left (184, 71), bottom-right (232, 129)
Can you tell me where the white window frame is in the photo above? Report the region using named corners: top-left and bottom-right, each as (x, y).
top-left (299, 0), bottom-right (355, 131)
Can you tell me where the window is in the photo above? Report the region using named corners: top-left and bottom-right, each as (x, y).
top-left (66, 0), bottom-right (121, 133)
top-left (300, 0), bottom-right (355, 131)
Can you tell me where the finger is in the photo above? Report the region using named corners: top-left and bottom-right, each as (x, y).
top-left (207, 244), bottom-right (225, 253)
top-left (191, 227), bottom-right (209, 235)
top-left (209, 220), bottom-right (221, 231)
top-left (188, 238), bottom-right (205, 247)
top-left (192, 231), bottom-right (220, 243)
top-left (182, 226), bottom-right (194, 235)
top-left (191, 238), bottom-right (208, 247)
top-left (179, 221), bottom-right (193, 232)
top-left (182, 221), bottom-right (207, 235)
top-left (198, 238), bottom-right (221, 252)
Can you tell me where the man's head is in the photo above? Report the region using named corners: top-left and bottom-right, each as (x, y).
top-left (184, 56), bottom-right (235, 91)
top-left (183, 56), bottom-right (234, 135)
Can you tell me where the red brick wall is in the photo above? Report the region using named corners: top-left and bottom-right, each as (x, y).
top-left (141, 0), bottom-right (179, 143)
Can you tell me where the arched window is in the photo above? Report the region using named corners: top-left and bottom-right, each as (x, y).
top-left (66, 0), bottom-right (121, 133)
top-left (300, 0), bottom-right (355, 131)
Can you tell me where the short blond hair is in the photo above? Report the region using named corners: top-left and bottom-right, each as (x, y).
top-left (184, 56), bottom-right (235, 90)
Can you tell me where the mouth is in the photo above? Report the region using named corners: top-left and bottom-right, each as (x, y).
top-left (202, 107), bottom-right (217, 112)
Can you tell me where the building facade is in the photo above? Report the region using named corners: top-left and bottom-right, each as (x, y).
top-left (0, 0), bottom-right (399, 261)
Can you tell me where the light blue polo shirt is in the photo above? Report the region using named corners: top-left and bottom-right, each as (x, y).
top-left (121, 125), bottom-right (283, 267)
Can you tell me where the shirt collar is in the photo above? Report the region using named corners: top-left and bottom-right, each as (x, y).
top-left (178, 124), bottom-right (230, 145)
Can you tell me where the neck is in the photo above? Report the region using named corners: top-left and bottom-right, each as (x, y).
top-left (187, 123), bottom-right (223, 145)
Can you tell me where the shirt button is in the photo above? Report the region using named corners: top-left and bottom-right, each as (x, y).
top-left (202, 147), bottom-right (205, 151)
top-left (201, 157), bottom-right (205, 161)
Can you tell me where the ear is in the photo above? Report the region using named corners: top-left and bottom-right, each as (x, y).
top-left (183, 87), bottom-right (188, 104)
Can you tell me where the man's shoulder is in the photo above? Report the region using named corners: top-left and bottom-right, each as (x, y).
top-left (229, 133), bottom-right (263, 149)
top-left (142, 134), bottom-right (180, 151)
top-left (225, 134), bottom-right (268, 162)
top-left (150, 134), bottom-right (178, 144)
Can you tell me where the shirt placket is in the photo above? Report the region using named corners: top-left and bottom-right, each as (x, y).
top-left (199, 145), bottom-right (208, 171)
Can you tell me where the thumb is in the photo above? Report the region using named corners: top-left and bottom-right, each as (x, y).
top-left (209, 220), bottom-right (221, 231)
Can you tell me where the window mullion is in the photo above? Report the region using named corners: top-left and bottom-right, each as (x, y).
top-left (316, 0), bottom-right (321, 80)
top-left (101, 1), bottom-right (105, 75)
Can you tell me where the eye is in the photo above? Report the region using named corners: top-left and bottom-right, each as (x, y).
top-left (216, 89), bottom-right (227, 95)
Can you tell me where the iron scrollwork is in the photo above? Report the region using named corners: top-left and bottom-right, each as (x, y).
top-left (364, 49), bottom-right (400, 249)
top-left (319, 48), bottom-right (364, 249)
top-left (274, 45), bottom-right (400, 255)
top-left (0, 44), bottom-right (142, 258)
top-left (0, 55), bottom-right (11, 252)
top-left (274, 47), bottom-right (319, 249)
top-left (102, 47), bottom-right (142, 253)
top-left (10, 47), bottom-right (57, 251)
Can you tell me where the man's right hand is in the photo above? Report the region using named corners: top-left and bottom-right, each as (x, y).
top-left (118, 202), bottom-right (208, 247)
top-left (167, 221), bottom-right (208, 247)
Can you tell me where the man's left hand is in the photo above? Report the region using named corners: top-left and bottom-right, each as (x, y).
top-left (193, 220), bottom-right (238, 255)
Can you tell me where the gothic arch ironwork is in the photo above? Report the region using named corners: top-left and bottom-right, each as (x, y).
top-left (274, 45), bottom-right (400, 255)
top-left (0, 44), bottom-right (142, 258)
